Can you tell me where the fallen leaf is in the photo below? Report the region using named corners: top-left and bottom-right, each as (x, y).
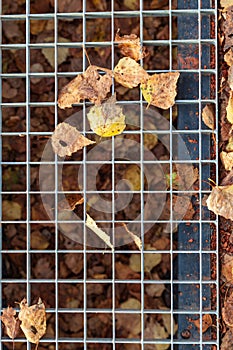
top-left (42, 37), bottom-right (69, 67)
top-left (115, 30), bottom-right (148, 61)
top-left (221, 0), bottom-right (233, 9)
top-left (0, 307), bottom-right (20, 340)
top-left (122, 223), bottom-right (142, 250)
top-left (224, 48), bottom-right (233, 66)
top-left (228, 66), bottom-right (233, 91)
top-left (226, 136), bottom-right (233, 152)
top-left (58, 0), bottom-right (82, 12)
top-left (190, 314), bottom-right (212, 333)
top-left (226, 91), bottom-right (233, 124)
top-left (141, 72), bottom-right (180, 109)
top-left (171, 164), bottom-right (199, 190)
top-left (2, 200), bottom-right (22, 220)
top-left (18, 298), bottom-right (46, 347)
top-left (30, 20), bottom-right (46, 35)
top-left (221, 254), bottom-right (233, 281)
top-left (86, 214), bottom-right (113, 249)
top-left (2, 81), bottom-right (17, 99)
top-left (87, 94), bottom-right (126, 137)
top-left (161, 314), bottom-right (178, 336)
top-left (114, 57), bottom-right (149, 88)
top-left (221, 151), bottom-right (233, 171)
top-left (144, 133), bottom-right (158, 150)
top-left (223, 292), bottom-right (233, 327)
top-left (51, 122), bottom-right (95, 157)
top-left (58, 65), bottom-right (113, 108)
top-left (145, 284), bottom-right (165, 298)
top-left (31, 230), bottom-right (50, 250)
top-left (202, 104), bottom-right (215, 129)
top-left (144, 319), bottom-right (169, 350)
top-left (123, 0), bottom-right (138, 10)
top-left (223, 6), bottom-right (233, 51)
top-left (130, 245), bottom-right (162, 272)
top-left (30, 63), bottom-right (44, 84)
top-left (58, 194), bottom-right (84, 211)
top-left (115, 313), bottom-right (141, 336)
top-left (123, 164), bottom-right (141, 190)
top-left (221, 329), bottom-right (233, 349)
top-left (207, 184), bottom-right (233, 220)
top-left (120, 298), bottom-right (141, 309)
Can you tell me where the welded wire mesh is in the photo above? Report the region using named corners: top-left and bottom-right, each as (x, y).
top-left (0, 0), bottom-right (218, 349)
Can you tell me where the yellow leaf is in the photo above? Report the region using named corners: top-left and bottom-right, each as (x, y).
top-left (141, 72), bottom-right (180, 109)
top-left (226, 91), bottom-right (233, 124)
top-left (87, 94), bottom-right (126, 137)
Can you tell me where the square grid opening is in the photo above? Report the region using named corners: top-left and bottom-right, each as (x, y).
top-left (0, 0), bottom-right (218, 350)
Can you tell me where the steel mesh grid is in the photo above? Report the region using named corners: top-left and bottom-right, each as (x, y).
top-left (0, 0), bottom-right (219, 349)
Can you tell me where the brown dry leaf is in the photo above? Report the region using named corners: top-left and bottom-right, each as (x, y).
top-left (115, 30), bottom-right (148, 61)
top-left (221, 329), bottom-right (233, 350)
top-left (86, 214), bottom-right (113, 250)
top-left (228, 66), bottom-right (233, 91)
top-left (224, 48), bottom-right (233, 66)
top-left (51, 122), bottom-right (95, 157)
top-left (226, 136), bottom-right (233, 152)
top-left (30, 20), bottom-right (46, 35)
top-left (207, 184), bottom-right (233, 220)
top-left (223, 6), bottom-right (233, 51)
top-left (2, 200), bottom-right (22, 221)
top-left (114, 57), bottom-right (149, 88)
top-left (18, 298), bottom-right (46, 347)
top-left (141, 72), bottom-right (180, 109)
top-left (223, 292), bottom-right (233, 327)
top-left (202, 104), bottom-right (215, 130)
top-left (172, 164), bottom-right (199, 190)
top-left (190, 314), bottom-right (212, 333)
top-left (144, 319), bottom-right (169, 350)
top-left (120, 298), bottom-right (141, 310)
top-left (222, 254), bottom-right (233, 281)
top-left (0, 307), bottom-right (20, 340)
top-left (58, 65), bottom-right (113, 108)
top-left (130, 245), bottom-right (162, 272)
top-left (122, 223), bottom-right (142, 250)
top-left (221, 0), bottom-right (233, 9)
top-left (220, 151), bottom-right (233, 171)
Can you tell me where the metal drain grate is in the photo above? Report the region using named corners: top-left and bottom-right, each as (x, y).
top-left (0, 0), bottom-right (219, 349)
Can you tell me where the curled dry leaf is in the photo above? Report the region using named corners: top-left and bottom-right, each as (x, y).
top-left (0, 307), bottom-right (20, 340)
top-left (202, 104), bottom-right (215, 130)
top-left (87, 94), bottom-right (126, 137)
top-left (222, 254), bottom-right (233, 282)
top-left (222, 292), bottom-right (233, 327)
top-left (51, 122), bottom-right (95, 157)
top-left (221, 329), bottom-right (233, 350)
top-left (86, 214), bottom-right (113, 250)
top-left (224, 48), bottom-right (233, 66)
top-left (114, 57), bottom-right (149, 88)
top-left (18, 298), bottom-right (46, 346)
top-left (122, 223), bottom-right (142, 250)
top-left (190, 314), bottom-right (212, 333)
top-left (207, 184), bottom-right (233, 220)
top-left (115, 30), bottom-right (148, 61)
top-left (141, 72), bottom-right (180, 109)
top-left (220, 151), bottom-right (233, 171)
top-left (58, 65), bottom-right (113, 108)
top-left (227, 91), bottom-right (233, 124)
